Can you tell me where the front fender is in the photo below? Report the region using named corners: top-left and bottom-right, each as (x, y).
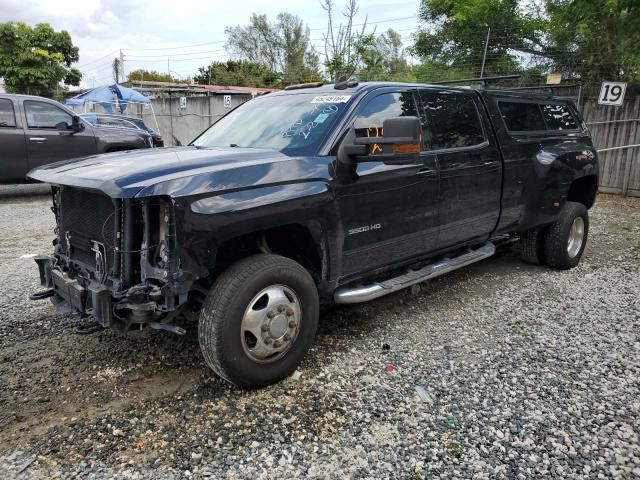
top-left (172, 180), bottom-right (340, 281)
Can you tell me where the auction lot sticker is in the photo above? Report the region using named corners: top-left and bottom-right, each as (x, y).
top-left (311, 95), bottom-right (351, 104)
top-left (598, 81), bottom-right (627, 106)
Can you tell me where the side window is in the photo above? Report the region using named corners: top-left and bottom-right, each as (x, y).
top-left (420, 92), bottom-right (485, 149)
top-left (541, 103), bottom-right (578, 130)
top-left (498, 101), bottom-right (546, 131)
top-left (24, 100), bottom-right (72, 129)
top-left (354, 92), bottom-right (419, 137)
top-left (498, 102), bottom-right (547, 132)
top-left (0, 99), bottom-right (17, 127)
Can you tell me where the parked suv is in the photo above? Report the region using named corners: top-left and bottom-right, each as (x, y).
top-left (28, 82), bottom-right (599, 388)
top-left (0, 94), bottom-right (153, 182)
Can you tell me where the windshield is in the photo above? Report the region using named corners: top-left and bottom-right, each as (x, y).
top-left (192, 92), bottom-right (352, 155)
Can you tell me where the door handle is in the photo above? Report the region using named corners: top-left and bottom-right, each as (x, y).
top-left (29, 137), bottom-right (47, 142)
top-left (483, 161), bottom-right (498, 166)
top-left (417, 167), bottom-right (436, 176)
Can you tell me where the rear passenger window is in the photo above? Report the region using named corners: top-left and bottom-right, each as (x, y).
top-left (419, 92), bottom-right (485, 149)
top-left (541, 103), bottom-right (578, 130)
top-left (0, 99), bottom-right (16, 127)
top-left (499, 102), bottom-right (546, 131)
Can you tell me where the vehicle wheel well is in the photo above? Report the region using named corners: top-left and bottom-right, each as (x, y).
top-left (214, 223), bottom-right (323, 283)
top-left (567, 175), bottom-right (598, 209)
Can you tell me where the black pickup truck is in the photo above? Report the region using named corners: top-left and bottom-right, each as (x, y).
top-left (28, 82), bottom-right (599, 388)
top-left (0, 94), bottom-right (153, 182)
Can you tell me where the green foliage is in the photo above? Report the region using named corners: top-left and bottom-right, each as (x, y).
top-left (192, 61), bottom-right (281, 88)
top-left (357, 29), bottom-right (412, 81)
top-left (0, 22), bottom-right (81, 96)
top-left (413, 0), bottom-right (544, 78)
top-left (224, 13), bottom-right (323, 86)
top-left (127, 69), bottom-right (190, 84)
top-left (320, 0), bottom-right (369, 82)
top-left (412, 0), bottom-right (639, 84)
top-left (546, 0), bottom-right (639, 82)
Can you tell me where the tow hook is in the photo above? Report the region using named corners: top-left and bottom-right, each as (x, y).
top-left (29, 289), bottom-right (55, 301)
top-left (74, 321), bottom-right (106, 335)
top-left (148, 321), bottom-right (186, 335)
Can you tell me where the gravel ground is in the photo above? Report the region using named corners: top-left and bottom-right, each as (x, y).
top-left (0, 193), bottom-right (638, 479)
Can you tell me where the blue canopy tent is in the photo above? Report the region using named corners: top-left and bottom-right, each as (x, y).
top-left (65, 83), bottom-right (159, 130)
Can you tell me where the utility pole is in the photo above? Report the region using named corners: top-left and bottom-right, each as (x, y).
top-left (119, 49), bottom-right (125, 84)
top-left (480, 27), bottom-right (490, 79)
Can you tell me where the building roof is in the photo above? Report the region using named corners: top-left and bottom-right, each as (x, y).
top-left (128, 80), bottom-right (279, 96)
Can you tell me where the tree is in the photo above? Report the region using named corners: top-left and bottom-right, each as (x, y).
top-left (358, 29), bottom-right (411, 81)
top-left (127, 69), bottom-right (189, 84)
top-left (545, 0), bottom-right (639, 82)
top-left (412, 0), bottom-right (543, 80)
top-left (0, 22), bottom-right (81, 96)
top-left (320, 0), bottom-right (370, 81)
top-left (413, 0), bottom-right (639, 84)
top-left (192, 61), bottom-right (281, 87)
top-left (112, 58), bottom-right (121, 83)
top-left (225, 13), bottom-right (323, 85)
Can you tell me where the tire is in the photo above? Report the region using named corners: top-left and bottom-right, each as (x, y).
top-left (517, 228), bottom-right (545, 265)
top-left (542, 201), bottom-right (589, 270)
top-left (198, 254), bottom-right (319, 388)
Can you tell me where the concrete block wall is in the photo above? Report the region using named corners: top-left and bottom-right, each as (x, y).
top-left (131, 94), bottom-right (252, 146)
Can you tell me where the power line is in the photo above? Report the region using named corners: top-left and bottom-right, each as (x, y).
top-left (122, 40), bottom-right (227, 52)
top-left (307, 14), bottom-right (417, 31)
top-left (77, 50), bottom-right (119, 68)
top-left (124, 49), bottom-right (227, 59)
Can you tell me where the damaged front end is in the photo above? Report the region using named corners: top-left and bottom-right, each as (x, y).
top-left (32, 186), bottom-right (194, 334)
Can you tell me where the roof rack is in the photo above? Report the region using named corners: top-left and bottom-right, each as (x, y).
top-left (284, 82), bottom-right (325, 91)
top-left (487, 83), bottom-right (580, 92)
top-left (431, 74), bottom-right (521, 86)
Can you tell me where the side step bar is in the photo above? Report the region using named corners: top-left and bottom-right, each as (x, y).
top-left (334, 242), bottom-right (496, 304)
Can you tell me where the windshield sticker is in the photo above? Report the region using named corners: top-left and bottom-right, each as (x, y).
top-left (314, 113), bottom-right (330, 124)
top-left (280, 104), bottom-right (340, 140)
top-left (310, 95), bottom-right (351, 104)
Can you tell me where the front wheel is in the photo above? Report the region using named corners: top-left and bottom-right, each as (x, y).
top-left (198, 254), bottom-right (319, 388)
top-left (543, 201), bottom-right (589, 270)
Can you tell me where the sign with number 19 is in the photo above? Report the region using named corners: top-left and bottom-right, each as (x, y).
top-left (598, 82), bottom-right (626, 106)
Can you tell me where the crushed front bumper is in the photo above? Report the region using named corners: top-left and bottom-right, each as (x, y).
top-left (33, 256), bottom-right (113, 327)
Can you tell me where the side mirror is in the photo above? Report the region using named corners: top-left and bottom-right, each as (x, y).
top-left (338, 116), bottom-right (422, 165)
top-left (71, 115), bottom-right (84, 133)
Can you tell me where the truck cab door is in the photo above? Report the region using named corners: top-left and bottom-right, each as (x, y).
top-left (22, 99), bottom-right (97, 170)
top-left (0, 98), bottom-right (28, 182)
top-left (417, 89), bottom-right (502, 249)
top-left (333, 89), bottom-right (440, 279)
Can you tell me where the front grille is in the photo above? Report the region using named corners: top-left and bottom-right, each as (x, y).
top-left (59, 189), bottom-right (117, 271)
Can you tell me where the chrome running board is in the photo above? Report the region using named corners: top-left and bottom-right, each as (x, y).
top-left (334, 242), bottom-right (496, 304)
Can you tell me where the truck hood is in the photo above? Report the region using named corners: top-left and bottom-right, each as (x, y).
top-left (27, 146), bottom-right (331, 198)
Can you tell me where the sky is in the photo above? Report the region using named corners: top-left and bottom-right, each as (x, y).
top-left (0, 0), bottom-right (420, 89)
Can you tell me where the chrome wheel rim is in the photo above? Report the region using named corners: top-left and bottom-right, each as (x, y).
top-left (567, 217), bottom-right (585, 258)
top-left (240, 284), bottom-right (301, 363)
